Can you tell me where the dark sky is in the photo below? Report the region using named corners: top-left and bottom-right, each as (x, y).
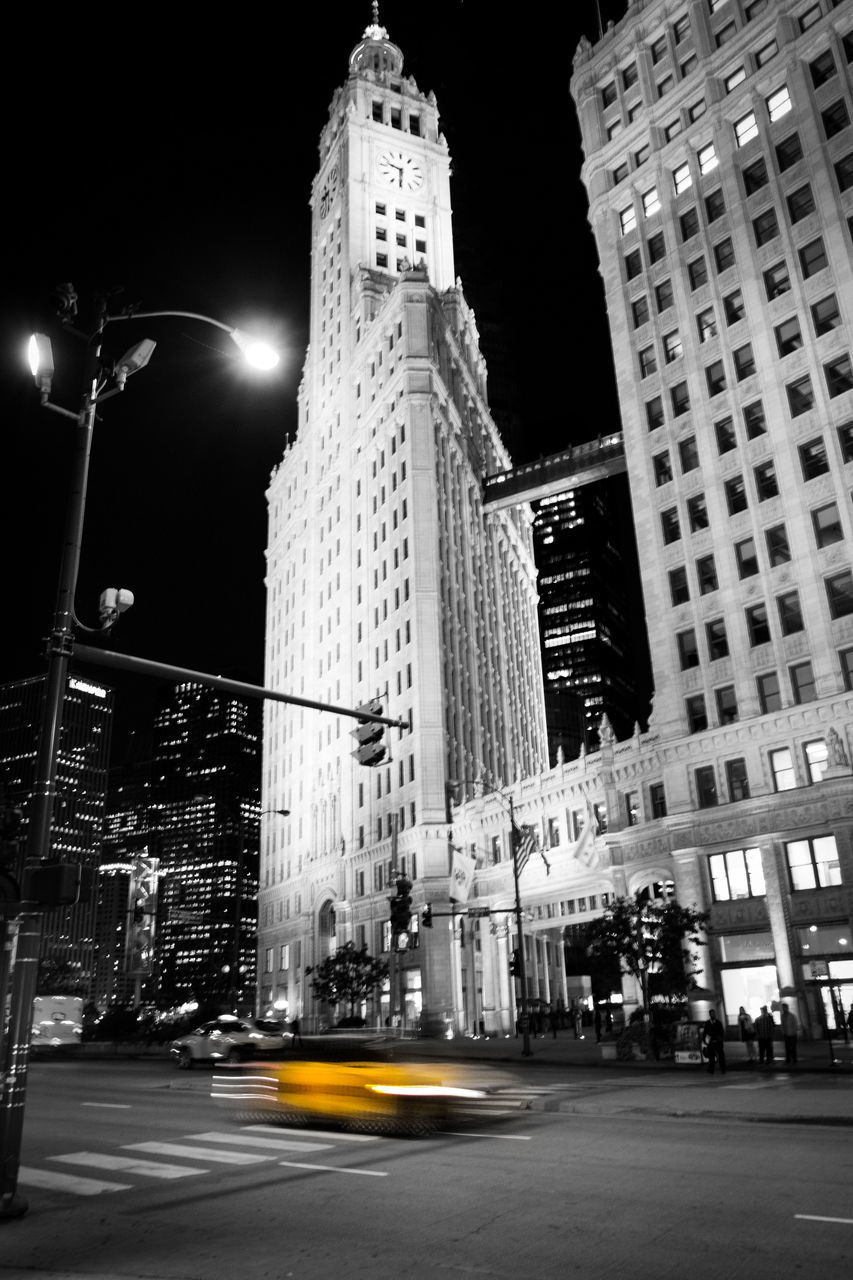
top-left (0, 0), bottom-right (629, 757)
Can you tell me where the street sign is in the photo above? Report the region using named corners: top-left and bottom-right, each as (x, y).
top-left (467, 907), bottom-right (491, 918)
top-left (809, 959), bottom-right (830, 979)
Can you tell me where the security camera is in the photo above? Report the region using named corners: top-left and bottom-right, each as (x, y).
top-left (99, 587), bottom-right (134, 629)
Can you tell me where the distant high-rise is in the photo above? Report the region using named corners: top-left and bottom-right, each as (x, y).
top-left (147, 683), bottom-right (261, 1011)
top-left (0, 674), bottom-right (113, 992)
top-left (534, 479), bottom-right (651, 752)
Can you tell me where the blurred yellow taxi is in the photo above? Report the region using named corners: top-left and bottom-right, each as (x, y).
top-left (212, 1056), bottom-right (497, 1135)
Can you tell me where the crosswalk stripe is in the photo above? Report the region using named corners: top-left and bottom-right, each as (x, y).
top-left (243, 1125), bottom-right (378, 1143)
top-left (190, 1131), bottom-right (333, 1153)
top-left (20, 1165), bottom-right (131, 1196)
top-left (277, 1160), bottom-right (388, 1177)
top-left (125, 1141), bottom-right (273, 1165)
top-left (51, 1153), bottom-right (203, 1180)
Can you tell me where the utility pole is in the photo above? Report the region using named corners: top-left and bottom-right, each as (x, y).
top-left (509, 796), bottom-right (532, 1058)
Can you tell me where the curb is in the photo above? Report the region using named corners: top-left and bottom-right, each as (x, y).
top-left (529, 1098), bottom-right (853, 1127)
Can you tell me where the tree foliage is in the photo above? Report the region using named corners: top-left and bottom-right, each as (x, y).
top-left (583, 893), bottom-right (709, 1006)
top-left (306, 942), bottom-right (389, 1016)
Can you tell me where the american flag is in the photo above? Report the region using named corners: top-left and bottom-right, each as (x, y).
top-left (513, 824), bottom-right (549, 876)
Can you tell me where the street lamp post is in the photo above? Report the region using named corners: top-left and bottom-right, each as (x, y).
top-left (448, 779), bottom-right (532, 1058)
top-left (0, 290), bottom-right (280, 1222)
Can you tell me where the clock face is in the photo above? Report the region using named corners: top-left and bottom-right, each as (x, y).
top-left (318, 164), bottom-right (339, 219)
top-left (376, 150), bottom-right (424, 192)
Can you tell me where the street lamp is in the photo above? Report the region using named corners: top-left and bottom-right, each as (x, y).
top-left (448, 779), bottom-right (532, 1058)
top-left (0, 290), bottom-right (281, 1222)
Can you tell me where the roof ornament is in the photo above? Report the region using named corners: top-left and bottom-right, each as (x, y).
top-left (363, 0), bottom-right (388, 40)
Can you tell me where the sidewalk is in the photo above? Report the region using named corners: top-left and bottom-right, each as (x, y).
top-left (384, 1028), bottom-right (853, 1127)
top-left (82, 1029), bottom-right (853, 1127)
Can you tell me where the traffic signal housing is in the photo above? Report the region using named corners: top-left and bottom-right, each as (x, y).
top-left (509, 948), bottom-right (521, 978)
top-left (389, 874), bottom-right (413, 948)
top-left (351, 699), bottom-right (386, 767)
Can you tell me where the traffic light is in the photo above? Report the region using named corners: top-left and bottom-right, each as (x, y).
top-left (22, 862), bottom-right (95, 907)
top-left (422, 904), bottom-right (433, 929)
top-left (389, 874), bottom-right (413, 948)
top-left (351, 699), bottom-right (386, 767)
top-left (509, 948), bottom-right (521, 978)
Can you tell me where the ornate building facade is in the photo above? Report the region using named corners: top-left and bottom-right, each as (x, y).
top-left (260, 1), bottom-right (853, 1040)
top-left (259, 17), bottom-right (548, 1033)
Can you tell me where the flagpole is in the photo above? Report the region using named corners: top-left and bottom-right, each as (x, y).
top-left (510, 797), bottom-right (532, 1058)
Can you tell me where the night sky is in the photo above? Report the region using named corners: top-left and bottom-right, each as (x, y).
top-left (0, 0), bottom-right (630, 758)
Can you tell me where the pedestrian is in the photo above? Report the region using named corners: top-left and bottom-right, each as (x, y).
top-left (594, 1006), bottom-right (603, 1042)
top-left (738, 1005), bottom-right (757, 1064)
top-left (573, 1004), bottom-right (583, 1040)
top-left (548, 1004), bottom-right (559, 1039)
top-left (702, 1008), bottom-right (726, 1076)
top-left (754, 1004), bottom-right (776, 1065)
top-left (780, 1002), bottom-right (799, 1064)
top-left (847, 1005), bottom-right (853, 1035)
top-left (290, 1015), bottom-right (303, 1048)
top-left (605, 1009), bottom-right (613, 1035)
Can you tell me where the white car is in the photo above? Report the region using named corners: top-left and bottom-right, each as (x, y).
top-left (170, 1016), bottom-right (291, 1068)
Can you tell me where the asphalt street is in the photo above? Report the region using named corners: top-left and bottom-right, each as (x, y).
top-left (1, 1050), bottom-right (851, 1279)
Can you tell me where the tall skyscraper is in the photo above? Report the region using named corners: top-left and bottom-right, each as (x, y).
top-left (568, 0), bottom-right (853, 1027)
top-left (260, 16), bottom-right (548, 1032)
top-left (0, 674), bottom-right (113, 992)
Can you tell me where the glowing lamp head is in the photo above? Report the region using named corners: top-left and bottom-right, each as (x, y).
top-left (28, 333), bottom-right (54, 393)
top-left (229, 328), bottom-right (280, 370)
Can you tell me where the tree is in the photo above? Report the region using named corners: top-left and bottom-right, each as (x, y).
top-left (583, 892), bottom-right (709, 1012)
top-left (306, 942), bottom-right (389, 1019)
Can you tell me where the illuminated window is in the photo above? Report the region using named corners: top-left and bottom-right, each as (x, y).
top-left (643, 187), bottom-right (661, 217)
top-left (698, 143), bottom-right (718, 175)
top-left (786, 835), bottom-right (841, 890)
top-left (770, 747), bottom-right (796, 791)
top-left (766, 85), bottom-right (792, 122)
top-left (709, 848), bottom-right (765, 901)
top-left (804, 740), bottom-right (828, 784)
top-left (735, 111), bottom-right (759, 147)
top-left (673, 161), bottom-right (693, 195)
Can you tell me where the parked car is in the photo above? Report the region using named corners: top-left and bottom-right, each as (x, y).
top-left (170, 1015), bottom-right (291, 1068)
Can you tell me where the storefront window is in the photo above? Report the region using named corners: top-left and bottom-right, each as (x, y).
top-left (720, 963), bottom-right (779, 1024)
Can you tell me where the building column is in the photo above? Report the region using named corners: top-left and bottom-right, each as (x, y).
top-left (671, 847), bottom-right (714, 993)
top-left (760, 838), bottom-right (805, 1031)
top-left (490, 920), bottom-right (512, 1035)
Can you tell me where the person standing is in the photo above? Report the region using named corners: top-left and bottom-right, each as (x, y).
top-left (738, 1005), bottom-right (757, 1064)
top-left (780, 1002), bottom-right (799, 1064)
top-left (702, 1008), bottom-right (726, 1076)
top-left (754, 1005), bottom-right (776, 1065)
top-left (594, 1006), bottom-right (603, 1042)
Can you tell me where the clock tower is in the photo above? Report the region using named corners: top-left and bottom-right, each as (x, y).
top-left (260, 9), bottom-right (547, 1035)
